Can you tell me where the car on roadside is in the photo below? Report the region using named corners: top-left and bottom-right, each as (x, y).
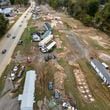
top-left (13, 64), bottom-right (20, 73)
top-left (1, 49), bottom-right (7, 54)
top-left (12, 36), bottom-right (16, 39)
top-left (18, 40), bottom-right (23, 45)
top-left (13, 66), bottom-right (18, 73)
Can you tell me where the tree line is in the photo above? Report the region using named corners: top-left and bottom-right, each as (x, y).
top-left (38, 0), bottom-right (110, 34)
top-left (0, 14), bottom-right (9, 37)
top-left (10, 0), bottom-right (29, 6)
top-left (0, 0), bottom-right (29, 37)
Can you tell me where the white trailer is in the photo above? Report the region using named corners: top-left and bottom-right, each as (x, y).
top-left (102, 62), bottom-right (109, 69)
top-left (40, 41), bottom-right (56, 53)
top-left (38, 34), bottom-right (53, 47)
top-left (47, 41), bottom-right (56, 51)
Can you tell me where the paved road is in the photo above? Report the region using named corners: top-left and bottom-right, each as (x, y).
top-left (0, 1), bottom-right (35, 77)
top-left (0, 92), bottom-right (19, 110)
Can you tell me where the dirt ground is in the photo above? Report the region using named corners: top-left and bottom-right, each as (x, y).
top-left (0, 3), bottom-right (110, 110)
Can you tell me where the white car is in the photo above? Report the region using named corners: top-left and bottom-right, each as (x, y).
top-left (11, 72), bottom-right (15, 81)
top-left (13, 66), bottom-right (18, 72)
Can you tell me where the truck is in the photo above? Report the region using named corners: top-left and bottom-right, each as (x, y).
top-left (38, 34), bottom-right (53, 47)
top-left (40, 41), bottom-right (56, 53)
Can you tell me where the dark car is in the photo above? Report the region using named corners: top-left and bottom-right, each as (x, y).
top-left (7, 33), bottom-right (11, 38)
top-left (48, 82), bottom-right (53, 90)
top-left (17, 66), bottom-right (25, 78)
top-left (54, 89), bottom-right (60, 99)
top-left (1, 49), bottom-right (7, 54)
top-left (44, 54), bottom-right (56, 62)
top-left (19, 24), bottom-right (22, 27)
top-left (12, 36), bottom-right (16, 39)
top-left (18, 40), bottom-right (23, 45)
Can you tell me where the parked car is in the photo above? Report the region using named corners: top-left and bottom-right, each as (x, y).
top-left (48, 82), bottom-right (53, 90)
top-left (18, 40), bottom-right (23, 45)
top-left (1, 49), bottom-right (7, 54)
top-left (54, 89), bottom-right (60, 99)
top-left (17, 66), bottom-right (25, 78)
top-left (12, 36), bottom-right (16, 39)
top-left (7, 33), bottom-right (11, 38)
top-left (12, 64), bottom-right (20, 73)
top-left (10, 72), bottom-right (15, 81)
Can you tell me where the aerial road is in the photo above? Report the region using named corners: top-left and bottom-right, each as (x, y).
top-left (0, 1), bottom-right (35, 76)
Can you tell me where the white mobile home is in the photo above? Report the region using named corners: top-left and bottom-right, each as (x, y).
top-left (40, 41), bottom-right (56, 53)
top-left (46, 41), bottom-right (56, 51)
top-left (38, 34), bottom-right (53, 47)
top-left (18, 70), bottom-right (36, 110)
top-left (90, 59), bottom-right (110, 85)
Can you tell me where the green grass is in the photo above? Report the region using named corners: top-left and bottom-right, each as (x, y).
top-left (55, 48), bottom-right (64, 53)
top-left (35, 63), bottom-right (55, 102)
top-left (86, 37), bottom-right (105, 50)
top-left (78, 58), bottom-right (110, 110)
top-left (14, 26), bottom-right (37, 55)
top-left (57, 58), bottom-right (110, 110)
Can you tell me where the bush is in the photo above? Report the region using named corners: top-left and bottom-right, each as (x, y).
top-left (0, 14), bottom-right (9, 37)
top-left (82, 15), bottom-right (93, 26)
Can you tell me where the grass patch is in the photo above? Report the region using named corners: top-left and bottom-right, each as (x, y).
top-left (58, 58), bottom-right (110, 110)
top-left (55, 48), bottom-right (64, 53)
top-left (77, 58), bottom-right (110, 110)
top-left (87, 37), bottom-right (104, 50)
top-left (35, 63), bottom-right (55, 102)
top-left (14, 25), bottom-right (37, 55)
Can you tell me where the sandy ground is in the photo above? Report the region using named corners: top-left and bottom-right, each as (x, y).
top-left (0, 3), bottom-right (110, 110)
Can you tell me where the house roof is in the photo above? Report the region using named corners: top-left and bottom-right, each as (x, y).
top-left (91, 59), bottom-right (110, 84)
top-left (3, 8), bottom-right (13, 14)
top-left (18, 70), bottom-right (36, 110)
